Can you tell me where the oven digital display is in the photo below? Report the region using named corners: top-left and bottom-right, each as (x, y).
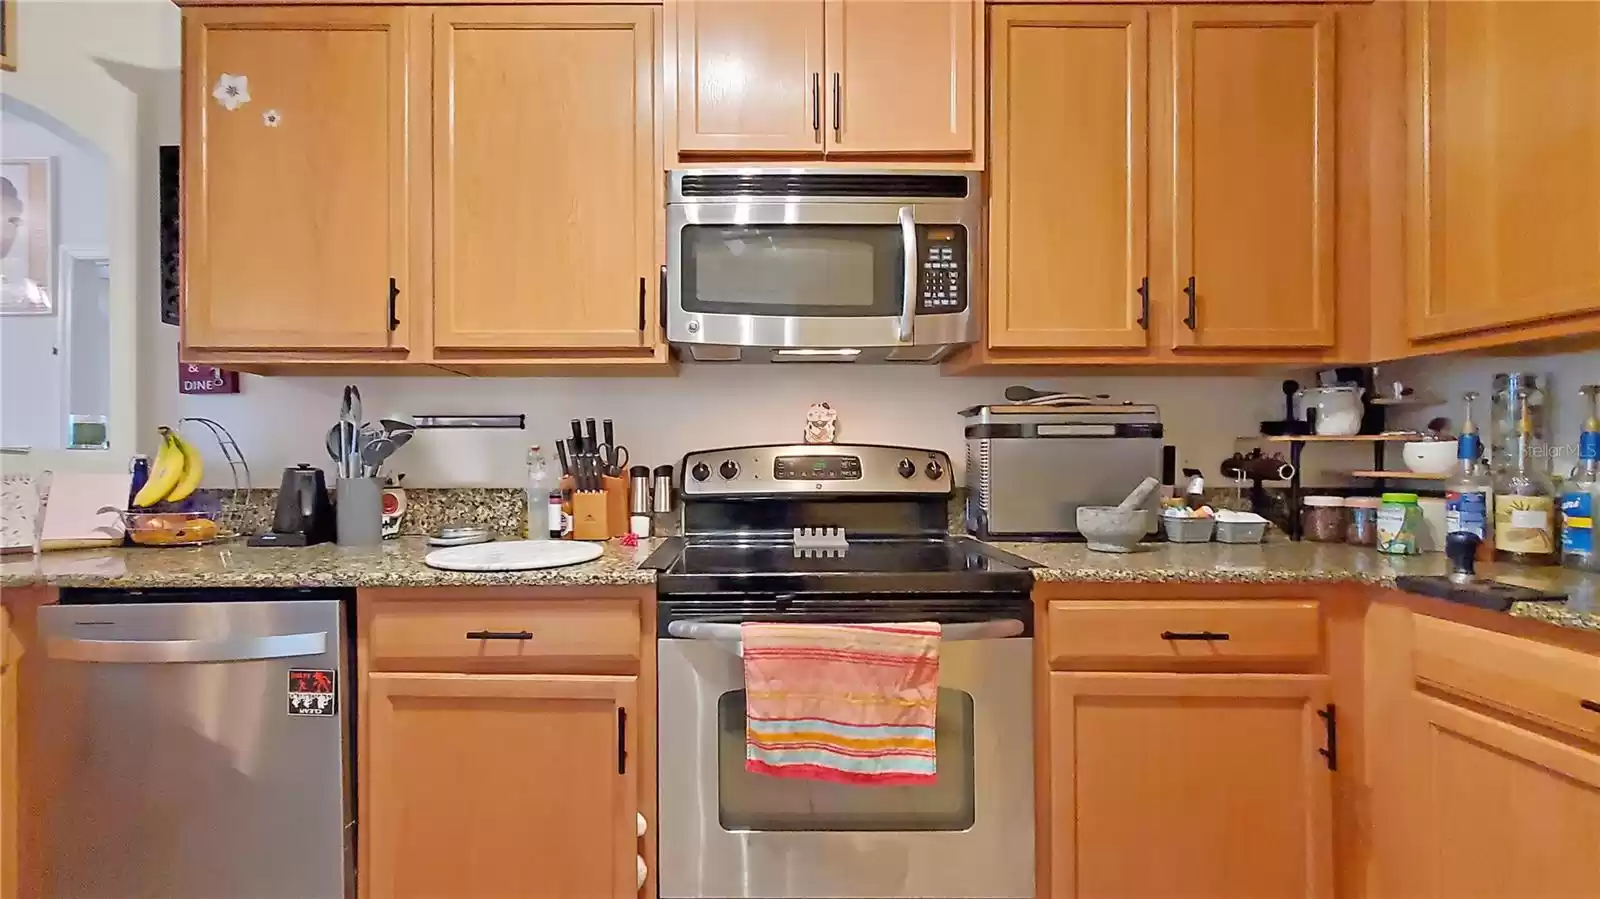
top-left (774, 455), bottom-right (863, 480)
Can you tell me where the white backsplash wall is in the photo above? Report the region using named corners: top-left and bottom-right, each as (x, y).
top-left (1382, 347), bottom-right (1600, 469)
top-left (168, 367), bottom-right (1296, 489)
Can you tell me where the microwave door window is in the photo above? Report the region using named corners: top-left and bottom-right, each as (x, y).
top-left (682, 225), bottom-right (905, 317)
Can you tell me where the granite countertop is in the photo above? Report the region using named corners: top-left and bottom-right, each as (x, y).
top-left (4, 534), bottom-right (1597, 635)
top-left (0, 536), bottom-right (661, 590)
top-left (992, 540), bottom-right (1600, 633)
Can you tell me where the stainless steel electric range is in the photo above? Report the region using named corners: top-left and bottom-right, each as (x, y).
top-left (643, 444), bottom-right (1037, 899)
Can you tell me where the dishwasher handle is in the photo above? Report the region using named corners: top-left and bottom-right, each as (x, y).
top-left (46, 631), bottom-right (329, 664)
top-left (666, 619), bottom-right (1025, 643)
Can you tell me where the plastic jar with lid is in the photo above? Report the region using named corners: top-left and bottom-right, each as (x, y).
top-left (1346, 496), bottom-right (1381, 546)
top-left (1302, 496), bottom-right (1347, 542)
top-left (1376, 493), bottom-right (1423, 555)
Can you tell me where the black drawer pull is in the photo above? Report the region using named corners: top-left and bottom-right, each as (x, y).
top-left (1582, 699), bottom-right (1600, 714)
top-left (465, 630), bottom-right (533, 641)
top-left (1160, 630), bottom-right (1230, 641)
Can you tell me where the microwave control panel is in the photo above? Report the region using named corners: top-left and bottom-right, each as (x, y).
top-left (916, 226), bottom-right (967, 314)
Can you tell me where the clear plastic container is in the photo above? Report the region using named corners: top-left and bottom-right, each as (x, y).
top-left (1215, 519), bottom-right (1268, 544)
top-left (1377, 493), bottom-right (1423, 555)
top-left (1303, 496), bottom-right (1347, 543)
top-left (1346, 497), bottom-right (1380, 546)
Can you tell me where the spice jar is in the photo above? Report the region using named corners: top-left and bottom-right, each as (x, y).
top-left (1377, 493), bottom-right (1423, 555)
top-left (1346, 496), bottom-right (1381, 546)
top-left (1303, 496), bottom-right (1347, 542)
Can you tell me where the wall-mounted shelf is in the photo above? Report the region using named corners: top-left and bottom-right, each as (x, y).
top-left (1242, 432), bottom-right (1439, 540)
top-left (1257, 434), bottom-right (1423, 443)
top-left (1347, 470), bottom-right (1449, 481)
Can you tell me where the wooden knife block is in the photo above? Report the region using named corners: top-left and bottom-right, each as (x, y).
top-left (563, 475), bottom-right (630, 540)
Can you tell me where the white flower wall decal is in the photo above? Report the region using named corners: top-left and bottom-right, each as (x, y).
top-left (263, 109), bottom-right (282, 128)
top-left (213, 74), bottom-right (251, 111)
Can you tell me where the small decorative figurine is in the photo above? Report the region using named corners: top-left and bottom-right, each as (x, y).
top-left (804, 402), bottom-right (838, 444)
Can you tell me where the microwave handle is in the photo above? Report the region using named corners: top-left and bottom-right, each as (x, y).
top-left (897, 205), bottom-right (916, 342)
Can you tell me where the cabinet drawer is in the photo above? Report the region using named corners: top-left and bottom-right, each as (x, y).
top-left (1047, 600), bottom-right (1321, 670)
top-left (1412, 615), bottom-right (1600, 745)
top-left (367, 599), bottom-right (640, 674)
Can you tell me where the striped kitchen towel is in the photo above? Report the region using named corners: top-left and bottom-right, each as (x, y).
top-left (742, 621), bottom-right (941, 785)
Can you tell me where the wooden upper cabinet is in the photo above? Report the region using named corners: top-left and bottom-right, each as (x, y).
top-left (988, 6), bottom-right (1148, 350)
top-left (1171, 6), bottom-right (1335, 350)
top-left (669, 0), bottom-right (979, 160)
top-left (432, 6), bottom-right (657, 351)
top-left (182, 7), bottom-right (410, 352)
top-left (673, 0), bottom-right (825, 154)
top-left (825, 0), bottom-right (976, 155)
top-left (364, 673), bottom-right (639, 899)
top-left (1407, 0), bottom-right (1600, 341)
top-left (1050, 672), bottom-right (1335, 899)
top-left (1398, 691), bottom-right (1600, 898)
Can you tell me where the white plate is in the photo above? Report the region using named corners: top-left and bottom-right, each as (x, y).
top-left (423, 539), bottom-right (604, 572)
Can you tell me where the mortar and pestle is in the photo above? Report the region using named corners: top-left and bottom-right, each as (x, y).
top-left (1078, 477), bottom-right (1160, 553)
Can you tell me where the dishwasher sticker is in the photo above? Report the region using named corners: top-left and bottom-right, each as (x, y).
top-left (288, 669), bottom-right (338, 717)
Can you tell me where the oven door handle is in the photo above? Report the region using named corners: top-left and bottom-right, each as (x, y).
top-left (665, 618), bottom-right (1024, 642)
top-left (897, 205), bottom-right (916, 342)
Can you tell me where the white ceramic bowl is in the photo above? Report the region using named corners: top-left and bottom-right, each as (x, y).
top-left (1402, 440), bottom-right (1459, 476)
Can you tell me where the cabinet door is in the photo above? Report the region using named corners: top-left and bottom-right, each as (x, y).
top-left (673, 0), bottom-right (825, 154)
top-left (824, 0), bottom-right (976, 155)
top-left (1050, 672), bottom-right (1334, 899)
top-left (988, 6), bottom-right (1148, 350)
top-left (365, 673), bottom-right (638, 899)
top-left (182, 7), bottom-right (411, 351)
top-left (432, 7), bottom-right (656, 351)
top-left (1399, 691), bottom-right (1600, 898)
top-left (0, 606), bottom-right (11, 899)
top-left (1171, 7), bottom-right (1335, 349)
top-left (1407, 1), bottom-right (1600, 340)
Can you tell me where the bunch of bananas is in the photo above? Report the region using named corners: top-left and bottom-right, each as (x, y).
top-left (132, 427), bottom-right (205, 508)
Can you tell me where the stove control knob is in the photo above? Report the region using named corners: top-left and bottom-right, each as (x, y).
top-left (691, 462), bottom-right (711, 482)
top-left (897, 458), bottom-right (916, 479)
top-left (719, 460), bottom-right (741, 480)
top-left (925, 459), bottom-right (945, 480)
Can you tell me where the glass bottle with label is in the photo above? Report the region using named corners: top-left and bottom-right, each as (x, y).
top-left (1494, 390), bottom-right (1557, 565)
top-left (1445, 391), bottom-right (1493, 559)
top-left (1560, 384), bottom-right (1599, 572)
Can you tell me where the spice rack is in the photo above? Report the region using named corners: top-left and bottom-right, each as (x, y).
top-left (1238, 434), bottom-right (1425, 540)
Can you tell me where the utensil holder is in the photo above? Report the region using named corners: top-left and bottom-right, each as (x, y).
top-left (335, 477), bottom-right (384, 546)
top-left (603, 475), bottom-right (629, 538)
top-left (571, 490), bottom-right (610, 541)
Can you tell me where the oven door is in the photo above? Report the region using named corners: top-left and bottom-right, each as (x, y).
top-left (658, 613), bottom-right (1034, 899)
top-left (665, 201), bottom-right (976, 351)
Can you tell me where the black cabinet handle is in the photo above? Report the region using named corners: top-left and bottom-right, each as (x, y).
top-left (812, 73), bottom-right (821, 139)
top-left (1318, 703), bottom-right (1338, 771)
top-left (832, 72), bottom-right (842, 138)
top-left (1182, 276), bottom-right (1197, 330)
top-left (1582, 699), bottom-right (1600, 714)
top-left (617, 708), bottom-right (629, 774)
top-left (387, 278), bottom-right (400, 332)
top-left (464, 630), bottom-right (532, 641)
top-left (1136, 276), bottom-right (1149, 329)
top-left (659, 263), bottom-right (668, 335)
top-left (637, 276), bottom-right (646, 331)
top-left (1160, 630), bottom-right (1230, 641)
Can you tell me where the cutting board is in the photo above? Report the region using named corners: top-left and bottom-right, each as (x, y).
top-left (423, 539), bottom-right (604, 572)
top-left (39, 472), bottom-right (128, 551)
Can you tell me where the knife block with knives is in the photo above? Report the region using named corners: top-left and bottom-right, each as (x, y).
top-left (560, 417), bottom-right (633, 540)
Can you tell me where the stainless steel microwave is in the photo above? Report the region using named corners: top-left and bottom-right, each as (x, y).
top-left (665, 170), bottom-right (982, 363)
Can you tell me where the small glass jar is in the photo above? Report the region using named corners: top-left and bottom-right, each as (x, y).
top-left (1303, 496), bottom-right (1347, 542)
top-left (1377, 492), bottom-right (1422, 555)
top-left (1346, 496), bottom-right (1381, 546)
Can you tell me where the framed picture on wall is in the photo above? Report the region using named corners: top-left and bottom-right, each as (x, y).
top-left (1, 0), bottom-right (15, 72)
top-left (1, 157), bottom-right (55, 315)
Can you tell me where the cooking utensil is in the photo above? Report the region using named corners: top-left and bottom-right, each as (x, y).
top-left (599, 418), bottom-right (629, 477)
top-left (583, 418), bottom-right (598, 454)
top-left (325, 426), bottom-right (343, 464)
top-left (361, 435), bottom-right (397, 472)
top-left (1002, 385), bottom-right (1110, 406)
top-left (556, 440), bottom-right (572, 477)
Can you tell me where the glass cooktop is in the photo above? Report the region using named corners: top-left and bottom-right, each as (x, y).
top-left (646, 537), bottom-right (1036, 595)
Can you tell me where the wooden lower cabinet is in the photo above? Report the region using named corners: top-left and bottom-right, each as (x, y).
top-left (0, 605), bottom-right (13, 899)
top-left (1049, 671), bottom-right (1334, 899)
top-left (1396, 691), bottom-right (1600, 898)
top-left (363, 672), bottom-right (638, 899)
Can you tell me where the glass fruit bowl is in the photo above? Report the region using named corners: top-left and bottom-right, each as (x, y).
top-left (121, 510), bottom-right (223, 547)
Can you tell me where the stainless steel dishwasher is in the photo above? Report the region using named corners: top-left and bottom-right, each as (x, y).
top-left (36, 587), bottom-right (355, 899)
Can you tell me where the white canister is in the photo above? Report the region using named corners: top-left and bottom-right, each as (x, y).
top-left (1296, 385), bottom-right (1365, 437)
